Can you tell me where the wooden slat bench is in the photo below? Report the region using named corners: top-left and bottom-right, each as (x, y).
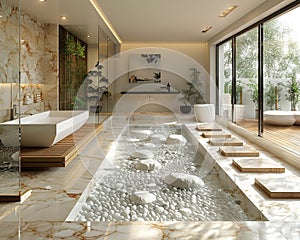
top-left (21, 123), bottom-right (103, 168)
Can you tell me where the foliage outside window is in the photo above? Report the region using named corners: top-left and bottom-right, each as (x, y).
top-left (265, 82), bottom-right (282, 110)
top-left (285, 77), bottom-right (300, 111)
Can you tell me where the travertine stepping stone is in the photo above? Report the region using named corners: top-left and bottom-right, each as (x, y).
top-left (220, 145), bottom-right (259, 157)
top-left (201, 131), bottom-right (231, 138)
top-left (209, 137), bottom-right (243, 146)
top-left (196, 124), bottom-right (222, 131)
top-left (255, 177), bottom-right (300, 198)
top-left (232, 158), bottom-right (285, 173)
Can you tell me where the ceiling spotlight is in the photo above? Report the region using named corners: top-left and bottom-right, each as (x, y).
top-left (86, 35), bottom-right (91, 38)
top-left (201, 26), bottom-right (212, 33)
top-left (60, 16), bottom-right (68, 20)
top-left (39, 0), bottom-right (46, 2)
top-left (219, 5), bottom-right (238, 17)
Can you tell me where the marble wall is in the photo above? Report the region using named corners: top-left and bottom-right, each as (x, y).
top-left (0, 0), bottom-right (58, 123)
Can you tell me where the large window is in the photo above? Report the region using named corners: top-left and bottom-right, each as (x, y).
top-left (264, 8), bottom-right (300, 112)
top-left (217, 2), bottom-right (300, 139)
top-left (217, 40), bottom-right (232, 120)
top-left (236, 28), bottom-right (258, 123)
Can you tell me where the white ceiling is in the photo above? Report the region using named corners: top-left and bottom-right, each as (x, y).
top-left (97, 0), bottom-right (268, 42)
top-left (19, 0), bottom-right (290, 44)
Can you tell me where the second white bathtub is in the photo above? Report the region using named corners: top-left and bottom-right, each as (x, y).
top-left (0, 110), bottom-right (89, 147)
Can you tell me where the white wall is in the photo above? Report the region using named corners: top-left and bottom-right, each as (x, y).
top-left (107, 42), bottom-right (210, 113)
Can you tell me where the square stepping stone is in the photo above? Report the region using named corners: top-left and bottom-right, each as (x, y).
top-left (255, 177), bottom-right (300, 198)
top-left (209, 137), bottom-right (243, 146)
top-left (232, 158), bottom-right (285, 173)
top-left (196, 124), bottom-right (222, 131)
top-left (201, 131), bottom-right (231, 138)
top-left (219, 145), bottom-right (259, 157)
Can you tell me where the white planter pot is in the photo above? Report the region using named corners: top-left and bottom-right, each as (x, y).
top-left (194, 104), bottom-right (215, 122)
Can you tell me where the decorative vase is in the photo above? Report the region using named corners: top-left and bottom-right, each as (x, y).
top-left (180, 106), bottom-right (192, 114)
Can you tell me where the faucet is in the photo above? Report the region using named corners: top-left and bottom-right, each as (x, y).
top-left (10, 104), bottom-right (18, 120)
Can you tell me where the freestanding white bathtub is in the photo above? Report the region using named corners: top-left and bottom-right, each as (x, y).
top-left (263, 110), bottom-right (300, 126)
top-left (0, 111), bottom-right (89, 147)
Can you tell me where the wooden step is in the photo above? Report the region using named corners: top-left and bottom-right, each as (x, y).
top-left (232, 158), bottom-right (285, 173)
top-left (201, 131), bottom-right (231, 138)
top-left (196, 124), bottom-right (222, 132)
top-left (255, 177), bottom-right (300, 198)
top-left (21, 123), bottom-right (103, 168)
top-left (220, 145), bottom-right (259, 157)
top-left (209, 137), bottom-right (243, 146)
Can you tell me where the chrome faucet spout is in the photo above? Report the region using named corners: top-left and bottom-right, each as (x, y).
top-left (10, 104), bottom-right (18, 120)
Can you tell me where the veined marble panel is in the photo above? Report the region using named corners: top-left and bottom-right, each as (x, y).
top-left (0, 221), bottom-right (288, 239)
top-left (0, 0), bottom-right (58, 118)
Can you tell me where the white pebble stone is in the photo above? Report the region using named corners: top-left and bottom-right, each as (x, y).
top-left (130, 191), bottom-right (156, 204)
top-left (179, 208), bottom-right (192, 217)
top-left (131, 150), bottom-right (154, 159)
top-left (166, 134), bottom-right (187, 145)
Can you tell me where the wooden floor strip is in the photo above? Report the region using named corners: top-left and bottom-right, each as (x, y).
top-left (237, 120), bottom-right (300, 156)
top-left (21, 123), bottom-right (103, 168)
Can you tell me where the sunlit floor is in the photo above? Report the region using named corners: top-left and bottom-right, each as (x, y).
top-left (0, 113), bottom-right (300, 239)
top-left (237, 119), bottom-right (300, 156)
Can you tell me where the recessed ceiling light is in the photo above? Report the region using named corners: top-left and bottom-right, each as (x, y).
top-left (86, 35), bottom-right (91, 38)
top-left (60, 16), bottom-right (68, 20)
top-left (219, 5), bottom-right (238, 18)
top-left (201, 26), bottom-right (212, 33)
top-left (39, 0), bottom-right (46, 2)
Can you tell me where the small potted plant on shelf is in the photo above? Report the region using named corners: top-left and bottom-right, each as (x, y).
top-left (179, 67), bottom-right (204, 114)
top-left (153, 72), bottom-right (161, 83)
top-left (285, 77), bottom-right (300, 111)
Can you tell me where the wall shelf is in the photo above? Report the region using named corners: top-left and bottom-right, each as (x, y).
top-left (120, 91), bottom-right (180, 94)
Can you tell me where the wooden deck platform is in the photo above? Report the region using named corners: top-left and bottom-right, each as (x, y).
top-left (237, 120), bottom-right (300, 156)
top-left (21, 123), bottom-right (103, 168)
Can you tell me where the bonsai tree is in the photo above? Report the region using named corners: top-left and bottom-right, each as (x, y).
top-left (246, 79), bottom-right (259, 109)
top-left (285, 77), bottom-right (300, 111)
top-left (179, 67), bottom-right (204, 113)
top-left (86, 63), bottom-right (110, 113)
top-left (265, 82), bottom-right (282, 110)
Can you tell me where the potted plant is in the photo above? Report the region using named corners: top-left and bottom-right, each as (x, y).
top-left (86, 63), bottom-right (111, 113)
top-left (265, 82), bottom-right (282, 110)
top-left (153, 72), bottom-right (161, 83)
top-left (223, 79), bottom-right (243, 104)
top-left (285, 77), bottom-right (300, 111)
top-left (179, 68), bottom-right (204, 114)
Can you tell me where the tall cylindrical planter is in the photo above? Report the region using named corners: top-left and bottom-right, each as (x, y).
top-left (194, 104), bottom-right (215, 122)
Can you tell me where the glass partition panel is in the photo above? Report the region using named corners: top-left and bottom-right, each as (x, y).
top-left (264, 7), bottom-right (300, 112)
top-left (218, 40), bottom-right (232, 120)
top-left (0, 0), bottom-right (21, 199)
top-left (236, 27), bottom-right (258, 128)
